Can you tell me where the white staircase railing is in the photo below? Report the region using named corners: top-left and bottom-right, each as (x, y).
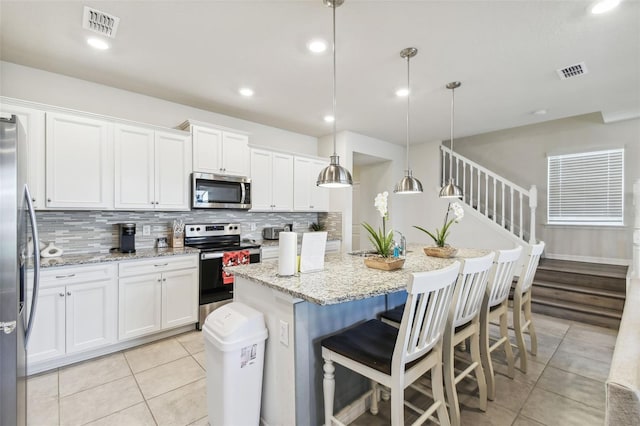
top-left (440, 145), bottom-right (537, 244)
top-left (633, 179), bottom-right (640, 279)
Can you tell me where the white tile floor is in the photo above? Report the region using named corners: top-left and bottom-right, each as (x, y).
top-left (27, 313), bottom-right (617, 426)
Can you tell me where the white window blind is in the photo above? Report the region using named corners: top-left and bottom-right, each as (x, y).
top-left (547, 148), bottom-right (624, 225)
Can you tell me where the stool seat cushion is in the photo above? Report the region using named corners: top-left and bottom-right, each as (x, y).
top-left (380, 305), bottom-right (404, 324)
top-left (322, 319), bottom-right (423, 375)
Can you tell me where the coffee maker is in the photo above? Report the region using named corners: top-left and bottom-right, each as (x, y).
top-left (119, 223), bottom-right (136, 253)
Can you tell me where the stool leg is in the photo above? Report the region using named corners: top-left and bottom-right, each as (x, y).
top-left (431, 354), bottom-right (451, 426)
top-left (390, 378), bottom-right (404, 426)
top-left (470, 326), bottom-right (487, 411)
top-left (513, 291), bottom-right (528, 373)
top-left (500, 307), bottom-right (515, 379)
top-left (525, 292), bottom-right (538, 356)
top-left (444, 329), bottom-right (461, 426)
top-left (370, 380), bottom-right (379, 415)
top-left (479, 305), bottom-right (495, 401)
top-left (323, 360), bottom-right (335, 426)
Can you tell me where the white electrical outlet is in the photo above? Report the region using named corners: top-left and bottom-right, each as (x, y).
top-left (142, 225), bottom-right (151, 236)
top-left (250, 222), bottom-right (256, 231)
top-left (279, 320), bottom-right (289, 346)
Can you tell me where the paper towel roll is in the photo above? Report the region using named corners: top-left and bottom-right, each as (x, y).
top-left (278, 232), bottom-right (297, 276)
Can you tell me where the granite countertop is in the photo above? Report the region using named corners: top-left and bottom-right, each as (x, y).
top-left (227, 244), bottom-right (490, 305)
top-left (35, 247), bottom-right (200, 268)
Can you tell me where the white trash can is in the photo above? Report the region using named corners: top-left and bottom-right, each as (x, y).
top-left (203, 302), bottom-right (268, 426)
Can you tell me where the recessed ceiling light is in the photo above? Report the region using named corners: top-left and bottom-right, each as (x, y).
top-left (591, 0), bottom-right (621, 14)
top-left (323, 115), bottom-right (335, 123)
top-left (395, 88), bottom-right (409, 97)
top-left (307, 39), bottom-right (327, 53)
top-left (532, 109), bottom-right (547, 116)
top-left (239, 88), bottom-right (254, 97)
top-left (87, 37), bottom-right (109, 50)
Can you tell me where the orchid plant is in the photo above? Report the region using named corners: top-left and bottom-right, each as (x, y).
top-left (362, 191), bottom-right (394, 257)
top-left (414, 202), bottom-right (464, 247)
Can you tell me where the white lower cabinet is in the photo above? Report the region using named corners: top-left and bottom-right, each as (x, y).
top-left (27, 264), bottom-right (117, 364)
top-left (118, 255), bottom-right (198, 340)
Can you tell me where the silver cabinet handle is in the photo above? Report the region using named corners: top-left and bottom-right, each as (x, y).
top-left (59, 293), bottom-right (65, 297)
top-left (66, 291), bottom-right (71, 296)
top-left (150, 201), bottom-right (155, 204)
top-left (1, 321), bottom-right (17, 334)
top-left (47, 198), bottom-right (51, 202)
top-left (32, 198), bottom-right (36, 202)
top-left (154, 263), bottom-right (168, 267)
top-left (162, 278), bottom-right (166, 282)
top-left (157, 278), bottom-right (161, 282)
top-left (56, 274), bottom-right (76, 279)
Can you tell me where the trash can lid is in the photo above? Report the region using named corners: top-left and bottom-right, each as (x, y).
top-left (203, 302), bottom-right (268, 351)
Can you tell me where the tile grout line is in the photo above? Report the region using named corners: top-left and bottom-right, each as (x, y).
top-left (123, 344), bottom-right (160, 426)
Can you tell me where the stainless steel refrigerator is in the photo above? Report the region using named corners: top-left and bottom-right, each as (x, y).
top-left (0, 115), bottom-right (41, 426)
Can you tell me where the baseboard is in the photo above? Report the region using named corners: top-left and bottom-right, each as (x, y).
top-left (335, 390), bottom-right (373, 425)
top-left (545, 252), bottom-right (631, 266)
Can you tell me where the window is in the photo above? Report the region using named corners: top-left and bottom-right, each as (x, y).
top-left (547, 148), bottom-right (624, 225)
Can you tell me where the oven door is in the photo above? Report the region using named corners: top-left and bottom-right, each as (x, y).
top-left (192, 172), bottom-right (251, 209)
top-left (199, 249), bottom-right (261, 304)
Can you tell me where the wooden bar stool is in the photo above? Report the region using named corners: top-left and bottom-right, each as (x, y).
top-left (511, 241), bottom-right (545, 373)
top-left (321, 262), bottom-right (461, 426)
top-left (443, 252), bottom-right (495, 426)
top-left (479, 246), bottom-right (522, 400)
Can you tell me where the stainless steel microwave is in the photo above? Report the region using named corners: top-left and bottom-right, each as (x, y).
top-left (192, 173), bottom-right (252, 209)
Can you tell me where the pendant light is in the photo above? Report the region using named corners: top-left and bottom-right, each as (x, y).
top-left (317, 0), bottom-right (353, 188)
top-left (439, 81), bottom-right (463, 199)
top-left (394, 47), bottom-right (423, 194)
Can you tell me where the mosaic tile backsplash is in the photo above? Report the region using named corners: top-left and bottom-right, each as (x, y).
top-left (35, 210), bottom-right (342, 254)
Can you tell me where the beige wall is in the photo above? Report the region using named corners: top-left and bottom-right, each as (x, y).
top-left (453, 112), bottom-right (640, 264)
top-left (0, 61), bottom-right (318, 154)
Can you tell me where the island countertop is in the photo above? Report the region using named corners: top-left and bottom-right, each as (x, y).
top-left (228, 244), bottom-right (490, 305)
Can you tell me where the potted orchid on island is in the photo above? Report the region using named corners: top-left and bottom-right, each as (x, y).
top-left (361, 192), bottom-right (404, 269)
top-left (414, 202), bottom-right (464, 258)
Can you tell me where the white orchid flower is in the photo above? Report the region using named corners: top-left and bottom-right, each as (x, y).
top-left (374, 191), bottom-right (389, 218)
top-left (451, 202), bottom-right (464, 222)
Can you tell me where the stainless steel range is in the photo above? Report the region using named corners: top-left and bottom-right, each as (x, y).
top-left (184, 223), bottom-right (260, 328)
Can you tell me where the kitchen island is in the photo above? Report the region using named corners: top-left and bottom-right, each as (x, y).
top-left (228, 245), bottom-right (489, 426)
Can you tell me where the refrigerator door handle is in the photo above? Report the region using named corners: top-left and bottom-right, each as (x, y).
top-left (23, 185), bottom-right (40, 347)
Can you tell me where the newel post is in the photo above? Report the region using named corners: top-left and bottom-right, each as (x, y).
top-left (528, 185), bottom-right (537, 244)
top-left (633, 180), bottom-right (640, 279)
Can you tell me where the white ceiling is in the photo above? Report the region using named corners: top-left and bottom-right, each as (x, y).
top-left (1, 0), bottom-right (639, 146)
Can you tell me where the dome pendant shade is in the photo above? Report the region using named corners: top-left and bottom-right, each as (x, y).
top-left (439, 179), bottom-right (463, 199)
top-left (395, 169), bottom-right (423, 194)
top-left (394, 47), bottom-right (423, 194)
top-left (317, 155), bottom-right (353, 188)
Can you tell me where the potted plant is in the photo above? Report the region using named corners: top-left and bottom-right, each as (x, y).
top-left (414, 202), bottom-right (464, 258)
top-left (362, 191), bottom-right (404, 270)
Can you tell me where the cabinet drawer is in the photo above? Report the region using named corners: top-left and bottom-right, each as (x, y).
top-left (119, 255), bottom-right (198, 277)
top-left (35, 264), bottom-right (117, 289)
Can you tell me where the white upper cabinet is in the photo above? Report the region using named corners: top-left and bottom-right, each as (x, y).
top-left (293, 156), bottom-right (329, 212)
top-left (115, 124), bottom-right (191, 211)
top-left (45, 112), bottom-right (113, 209)
top-left (189, 122), bottom-right (249, 176)
top-left (0, 104), bottom-right (45, 209)
top-left (250, 148), bottom-right (293, 212)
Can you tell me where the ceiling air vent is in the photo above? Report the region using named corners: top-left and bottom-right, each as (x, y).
top-left (82, 6), bottom-right (120, 38)
top-left (556, 62), bottom-right (588, 80)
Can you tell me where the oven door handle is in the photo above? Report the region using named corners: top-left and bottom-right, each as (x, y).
top-left (201, 252), bottom-right (224, 260)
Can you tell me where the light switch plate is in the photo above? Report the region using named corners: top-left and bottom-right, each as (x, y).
top-left (279, 320), bottom-right (289, 347)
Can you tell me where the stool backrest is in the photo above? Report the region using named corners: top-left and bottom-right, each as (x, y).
top-left (452, 253), bottom-right (496, 328)
top-left (393, 262), bottom-right (461, 367)
top-left (487, 246), bottom-right (523, 308)
top-left (516, 241), bottom-right (545, 294)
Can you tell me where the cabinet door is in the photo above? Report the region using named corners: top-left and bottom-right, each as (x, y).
top-left (272, 152), bottom-right (294, 211)
top-left (45, 112), bottom-right (113, 209)
top-left (114, 124), bottom-right (155, 209)
top-left (65, 279), bottom-right (117, 354)
top-left (293, 157), bottom-right (313, 211)
top-left (119, 274), bottom-right (162, 340)
top-left (221, 132), bottom-right (249, 176)
top-left (0, 105), bottom-right (45, 209)
top-left (26, 286), bottom-right (66, 364)
top-left (192, 125), bottom-right (222, 173)
top-left (161, 268), bottom-right (198, 329)
top-left (309, 160), bottom-right (330, 211)
top-left (249, 149), bottom-right (274, 211)
top-left (155, 131), bottom-right (191, 210)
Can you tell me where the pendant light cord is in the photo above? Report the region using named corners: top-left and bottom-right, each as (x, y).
top-left (406, 54), bottom-right (411, 172)
top-left (449, 86), bottom-right (455, 180)
top-left (331, 1), bottom-right (337, 157)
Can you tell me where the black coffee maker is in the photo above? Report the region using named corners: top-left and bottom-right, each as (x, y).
top-left (119, 223), bottom-right (136, 253)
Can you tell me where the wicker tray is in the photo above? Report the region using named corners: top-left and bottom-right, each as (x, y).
top-left (364, 257), bottom-right (405, 271)
top-left (423, 246), bottom-right (457, 258)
